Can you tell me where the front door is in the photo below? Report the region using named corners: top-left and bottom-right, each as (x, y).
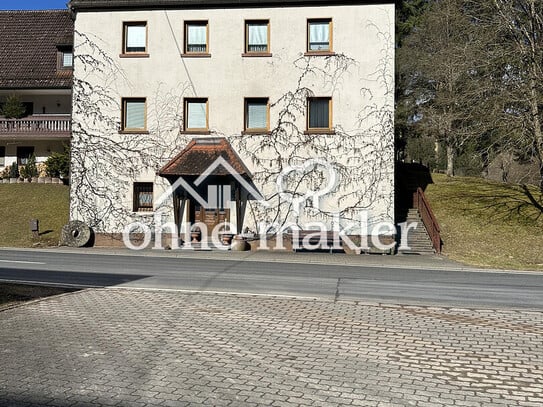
top-left (192, 184), bottom-right (231, 234)
top-left (194, 206), bottom-right (230, 233)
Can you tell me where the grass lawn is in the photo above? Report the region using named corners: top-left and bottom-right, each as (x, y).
top-left (425, 174), bottom-right (543, 271)
top-left (0, 184), bottom-right (70, 247)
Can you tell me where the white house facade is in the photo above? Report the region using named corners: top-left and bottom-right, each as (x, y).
top-left (68, 0), bottom-right (395, 248)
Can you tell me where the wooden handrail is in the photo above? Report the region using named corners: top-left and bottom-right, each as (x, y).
top-left (0, 116), bottom-right (71, 133)
top-left (413, 187), bottom-right (441, 253)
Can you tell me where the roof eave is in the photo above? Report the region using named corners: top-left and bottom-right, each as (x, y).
top-left (69, 0), bottom-right (392, 12)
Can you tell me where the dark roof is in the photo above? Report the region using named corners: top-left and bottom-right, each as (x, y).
top-left (70, 0), bottom-right (392, 12)
top-left (159, 137), bottom-right (252, 177)
top-left (0, 10), bottom-right (73, 89)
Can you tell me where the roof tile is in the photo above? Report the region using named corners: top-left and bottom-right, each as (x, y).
top-left (0, 10), bottom-right (74, 89)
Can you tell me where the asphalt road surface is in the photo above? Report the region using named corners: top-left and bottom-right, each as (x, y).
top-left (0, 249), bottom-right (542, 309)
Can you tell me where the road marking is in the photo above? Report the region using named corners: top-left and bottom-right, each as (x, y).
top-left (0, 260), bottom-right (46, 265)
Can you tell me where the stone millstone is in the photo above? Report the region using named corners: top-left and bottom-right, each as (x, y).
top-left (60, 221), bottom-right (92, 247)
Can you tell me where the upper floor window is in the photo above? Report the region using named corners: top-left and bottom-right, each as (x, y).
top-left (184, 98), bottom-right (208, 131)
top-left (123, 22), bottom-right (148, 55)
top-left (62, 51), bottom-right (73, 68)
top-left (121, 98), bottom-right (147, 132)
top-left (307, 97), bottom-right (332, 131)
top-left (184, 21), bottom-right (209, 55)
top-left (244, 20), bottom-right (270, 55)
top-left (244, 98), bottom-right (269, 132)
top-left (307, 19), bottom-right (332, 53)
top-left (57, 46), bottom-right (73, 70)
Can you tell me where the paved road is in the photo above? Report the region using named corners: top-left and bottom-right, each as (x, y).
top-left (1, 289), bottom-right (542, 406)
top-left (1, 249), bottom-right (542, 309)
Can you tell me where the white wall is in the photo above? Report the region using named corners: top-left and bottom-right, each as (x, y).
top-left (0, 140), bottom-right (66, 171)
top-left (0, 93), bottom-right (71, 115)
top-left (70, 4), bottom-right (395, 235)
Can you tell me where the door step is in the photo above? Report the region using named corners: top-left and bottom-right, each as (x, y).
top-left (181, 240), bottom-right (231, 251)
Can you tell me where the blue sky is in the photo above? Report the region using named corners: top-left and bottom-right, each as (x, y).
top-left (0, 0), bottom-right (68, 10)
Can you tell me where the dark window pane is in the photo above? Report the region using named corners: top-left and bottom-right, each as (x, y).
top-left (17, 147), bottom-right (34, 165)
top-left (309, 99), bottom-right (329, 128)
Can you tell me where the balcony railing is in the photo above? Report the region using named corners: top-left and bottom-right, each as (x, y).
top-left (0, 115), bottom-right (71, 137)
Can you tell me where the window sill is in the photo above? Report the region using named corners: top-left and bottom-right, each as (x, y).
top-left (304, 129), bottom-right (335, 135)
top-left (179, 130), bottom-right (211, 135)
top-left (242, 52), bottom-right (272, 57)
top-left (119, 53), bottom-right (150, 58)
top-left (182, 53), bottom-right (211, 58)
top-left (133, 211), bottom-right (154, 216)
top-left (119, 130), bottom-right (149, 134)
top-left (241, 130), bottom-right (272, 135)
top-left (304, 51), bottom-right (335, 57)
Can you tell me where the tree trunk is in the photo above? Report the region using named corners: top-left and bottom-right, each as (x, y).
top-left (527, 0), bottom-right (543, 191)
top-left (446, 144), bottom-right (454, 177)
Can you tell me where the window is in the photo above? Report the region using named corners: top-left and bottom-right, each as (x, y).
top-left (133, 182), bottom-right (153, 212)
top-left (307, 97), bottom-right (332, 131)
top-left (184, 21), bottom-right (208, 54)
top-left (0, 146), bottom-right (5, 167)
top-left (184, 98), bottom-right (208, 131)
top-left (121, 98), bottom-right (147, 132)
top-left (57, 46), bottom-right (73, 69)
top-left (245, 20), bottom-right (270, 54)
top-left (123, 22), bottom-right (147, 54)
top-left (62, 50), bottom-right (73, 68)
top-left (17, 147), bottom-right (34, 165)
top-left (307, 19), bottom-right (332, 53)
top-left (244, 98), bottom-right (269, 132)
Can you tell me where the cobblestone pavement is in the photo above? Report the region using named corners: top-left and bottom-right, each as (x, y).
top-left (0, 289), bottom-right (542, 407)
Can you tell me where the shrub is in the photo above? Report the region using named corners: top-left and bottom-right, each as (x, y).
top-left (21, 155), bottom-right (38, 179)
top-left (45, 146), bottom-right (70, 178)
top-left (9, 162), bottom-right (19, 179)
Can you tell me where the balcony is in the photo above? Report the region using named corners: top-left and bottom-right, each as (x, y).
top-left (0, 115), bottom-right (71, 139)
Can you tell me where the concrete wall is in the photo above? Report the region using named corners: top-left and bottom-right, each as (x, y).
top-left (70, 4), bottom-right (395, 237)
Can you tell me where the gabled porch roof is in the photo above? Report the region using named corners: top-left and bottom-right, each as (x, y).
top-left (158, 137), bottom-right (252, 178)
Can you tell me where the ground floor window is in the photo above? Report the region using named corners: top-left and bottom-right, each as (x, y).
top-left (17, 146), bottom-right (34, 165)
top-left (133, 182), bottom-right (153, 212)
top-left (0, 146), bottom-right (5, 167)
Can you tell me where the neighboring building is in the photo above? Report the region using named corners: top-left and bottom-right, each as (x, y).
top-left (0, 10), bottom-right (73, 173)
top-left (68, 0), bottom-right (395, 247)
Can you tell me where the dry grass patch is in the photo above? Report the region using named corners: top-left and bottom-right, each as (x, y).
top-left (425, 174), bottom-right (543, 270)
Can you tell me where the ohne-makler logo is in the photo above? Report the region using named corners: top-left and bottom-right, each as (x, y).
top-left (122, 157), bottom-right (418, 252)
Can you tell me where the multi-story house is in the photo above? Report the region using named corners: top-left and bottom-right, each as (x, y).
top-left (68, 0), bottom-right (395, 249)
top-left (0, 10), bottom-right (73, 174)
